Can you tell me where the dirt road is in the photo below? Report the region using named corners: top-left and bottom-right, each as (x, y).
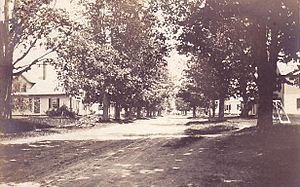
top-left (1, 116), bottom-right (291, 187)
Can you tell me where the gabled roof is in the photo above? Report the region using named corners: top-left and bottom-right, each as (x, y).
top-left (277, 62), bottom-right (300, 76)
top-left (27, 79), bottom-right (65, 95)
top-left (15, 74), bottom-right (35, 84)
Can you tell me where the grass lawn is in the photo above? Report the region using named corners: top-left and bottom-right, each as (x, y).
top-left (0, 117), bottom-right (77, 140)
top-left (213, 124), bottom-right (300, 186)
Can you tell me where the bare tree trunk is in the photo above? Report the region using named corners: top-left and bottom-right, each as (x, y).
top-left (192, 106), bottom-right (196, 118)
top-left (128, 106), bottom-right (133, 120)
top-left (149, 109), bottom-right (153, 117)
top-left (257, 67), bottom-right (274, 129)
top-left (152, 110), bottom-right (156, 117)
top-left (124, 107), bottom-right (128, 118)
top-left (208, 107), bottom-right (212, 121)
top-left (218, 97), bottom-right (225, 121)
top-left (114, 102), bottom-right (121, 120)
top-left (0, 63), bottom-right (13, 119)
top-left (146, 107), bottom-right (150, 117)
top-left (212, 101), bottom-right (216, 118)
top-left (256, 28), bottom-right (277, 130)
top-left (0, 4), bottom-right (14, 119)
top-left (136, 106), bottom-right (142, 119)
top-left (240, 95), bottom-right (251, 118)
top-left (102, 92), bottom-right (109, 121)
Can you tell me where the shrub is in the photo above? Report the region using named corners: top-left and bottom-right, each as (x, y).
top-left (46, 105), bottom-right (76, 118)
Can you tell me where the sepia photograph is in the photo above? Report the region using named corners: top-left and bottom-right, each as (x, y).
top-left (0, 0), bottom-right (300, 186)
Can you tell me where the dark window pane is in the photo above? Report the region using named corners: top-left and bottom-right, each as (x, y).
top-left (34, 98), bottom-right (40, 113)
top-left (297, 98), bottom-right (300, 109)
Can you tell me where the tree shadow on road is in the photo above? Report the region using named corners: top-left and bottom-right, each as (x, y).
top-left (162, 136), bottom-right (203, 149)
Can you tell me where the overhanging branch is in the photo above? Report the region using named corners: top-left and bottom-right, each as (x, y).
top-left (13, 38), bottom-right (38, 66)
top-left (13, 49), bottom-right (54, 76)
top-left (12, 29), bottom-right (74, 76)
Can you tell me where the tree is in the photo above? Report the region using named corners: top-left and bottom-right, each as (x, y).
top-left (54, 0), bottom-right (169, 121)
top-left (229, 0), bottom-right (299, 128)
top-left (175, 97), bottom-right (190, 116)
top-left (177, 62), bottom-right (213, 117)
top-left (0, 0), bottom-right (73, 119)
top-left (160, 0), bottom-right (299, 127)
top-left (176, 1), bottom-right (239, 121)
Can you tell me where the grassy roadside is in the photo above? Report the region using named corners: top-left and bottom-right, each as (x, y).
top-left (209, 124), bottom-right (300, 186)
top-left (0, 117), bottom-right (77, 140)
top-left (180, 118), bottom-right (300, 186)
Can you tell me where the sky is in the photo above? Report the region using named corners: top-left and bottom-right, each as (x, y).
top-left (5, 0), bottom-right (187, 85)
top-left (166, 49), bottom-right (188, 85)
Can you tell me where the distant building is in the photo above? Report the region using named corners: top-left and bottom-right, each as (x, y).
top-left (221, 64), bottom-right (300, 116)
top-left (214, 98), bottom-right (243, 116)
top-left (278, 83), bottom-right (300, 115)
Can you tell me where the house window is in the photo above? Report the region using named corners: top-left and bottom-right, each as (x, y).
top-left (34, 98), bottom-right (40, 113)
top-left (297, 98), bottom-right (300, 109)
top-left (225, 105), bottom-right (231, 111)
top-left (48, 98), bottom-right (60, 109)
top-left (237, 104), bottom-right (241, 111)
top-left (98, 103), bottom-right (103, 110)
top-left (13, 83), bottom-right (21, 92)
top-left (21, 84), bottom-right (27, 92)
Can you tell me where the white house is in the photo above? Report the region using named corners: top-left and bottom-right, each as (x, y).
top-left (277, 83), bottom-right (300, 115)
top-left (12, 74), bottom-right (88, 116)
top-left (213, 98), bottom-right (242, 116)
top-left (276, 62), bottom-right (300, 115)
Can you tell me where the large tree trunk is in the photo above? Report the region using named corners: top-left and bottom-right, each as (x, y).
top-left (208, 107), bottom-right (212, 121)
top-left (257, 65), bottom-right (275, 129)
top-left (152, 110), bottom-right (156, 117)
top-left (0, 7), bottom-right (14, 119)
top-left (240, 95), bottom-right (251, 118)
top-left (114, 102), bottom-right (121, 120)
top-left (218, 97), bottom-right (225, 121)
top-left (212, 100), bottom-right (216, 118)
top-left (256, 28), bottom-right (278, 129)
top-left (146, 107), bottom-right (150, 117)
top-left (127, 106), bottom-right (133, 120)
top-left (149, 109), bottom-right (153, 117)
top-left (102, 92), bottom-right (109, 121)
top-left (184, 110), bottom-right (187, 116)
top-left (0, 63), bottom-right (13, 119)
top-left (136, 106), bottom-right (142, 119)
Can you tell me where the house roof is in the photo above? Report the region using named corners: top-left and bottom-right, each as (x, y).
top-left (20, 79), bottom-right (66, 96)
top-left (277, 62), bottom-right (300, 76)
top-left (16, 74), bottom-right (35, 84)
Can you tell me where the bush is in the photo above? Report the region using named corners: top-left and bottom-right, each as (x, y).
top-left (46, 105), bottom-right (76, 118)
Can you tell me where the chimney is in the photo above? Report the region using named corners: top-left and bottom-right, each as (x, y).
top-left (42, 62), bottom-right (46, 80)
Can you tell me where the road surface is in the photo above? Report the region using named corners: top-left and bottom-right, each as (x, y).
top-left (0, 115), bottom-right (254, 187)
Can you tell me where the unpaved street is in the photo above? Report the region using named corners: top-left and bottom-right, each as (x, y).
top-left (0, 116), bottom-right (287, 187)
